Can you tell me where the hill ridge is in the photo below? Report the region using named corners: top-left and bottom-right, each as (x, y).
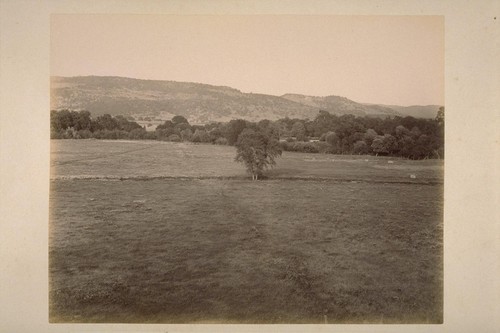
top-left (51, 76), bottom-right (439, 123)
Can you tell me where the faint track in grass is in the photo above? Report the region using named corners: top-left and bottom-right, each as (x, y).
top-left (50, 175), bottom-right (443, 185)
top-left (52, 144), bottom-right (158, 166)
top-left (49, 173), bottom-right (443, 322)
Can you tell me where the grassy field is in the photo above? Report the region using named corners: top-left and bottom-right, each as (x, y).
top-left (49, 140), bottom-right (443, 323)
top-left (52, 140), bottom-right (443, 182)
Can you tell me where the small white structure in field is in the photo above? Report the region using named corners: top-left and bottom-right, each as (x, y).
top-left (410, 174), bottom-right (417, 179)
top-left (388, 160), bottom-right (394, 164)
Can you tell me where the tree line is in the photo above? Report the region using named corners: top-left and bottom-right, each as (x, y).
top-left (51, 107), bottom-right (444, 160)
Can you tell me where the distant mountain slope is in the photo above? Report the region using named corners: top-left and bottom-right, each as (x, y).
top-left (51, 76), bottom-right (438, 123)
top-left (281, 94), bottom-right (400, 117)
top-left (51, 76), bottom-right (319, 123)
top-left (378, 104), bottom-right (441, 119)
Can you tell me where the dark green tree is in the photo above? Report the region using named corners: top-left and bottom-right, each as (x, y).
top-left (325, 131), bottom-right (340, 153)
top-left (235, 128), bottom-right (282, 180)
top-left (95, 114), bottom-right (119, 130)
top-left (172, 115), bottom-right (189, 125)
top-left (192, 129), bottom-right (211, 143)
top-left (353, 140), bottom-right (369, 154)
top-left (72, 110), bottom-right (92, 131)
top-left (291, 121), bottom-right (306, 141)
top-left (225, 119), bottom-right (247, 145)
top-left (371, 135), bottom-right (387, 155)
top-left (157, 120), bottom-right (174, 130)
top-left (435, 106), bottom-right (445, 127)
top-left (364, 128), bottom-right (378, 147)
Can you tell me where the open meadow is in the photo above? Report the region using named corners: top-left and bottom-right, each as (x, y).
top-left (49, 140), bottom-right (443, 323)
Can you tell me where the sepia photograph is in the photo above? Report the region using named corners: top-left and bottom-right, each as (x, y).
top-left (48, 14), bottom-right (445, 324)
top-left (1, 0), bottom-right (499, 332)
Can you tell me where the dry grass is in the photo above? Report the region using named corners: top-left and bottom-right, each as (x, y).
top-left (51, 140), bottom-right (443, 183)
top-left (49, 140), bottom-right (443, 323)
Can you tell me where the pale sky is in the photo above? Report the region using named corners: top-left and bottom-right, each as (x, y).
top-left (51, 15), bottom-right (444, 106)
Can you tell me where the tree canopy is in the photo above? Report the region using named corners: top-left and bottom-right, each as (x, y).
top-left (234, 128), bottom-right (282, 180)
top-left (50, 107), bottom-right (444, 160)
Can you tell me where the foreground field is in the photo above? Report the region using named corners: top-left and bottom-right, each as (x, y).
top-left (49, 140), bottom-right (443, 323)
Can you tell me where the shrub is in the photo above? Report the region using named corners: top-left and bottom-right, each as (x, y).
top-left (353, 140), bottom-right (370, 154)
top-left (315, 141), bottom-right (330, 153)
top-left (295, 142), bottom-right (319, 153)
top-left (75, 129), bottom-right (93, 139)
top-left (180, 129), bottom-right (193, 141)
top-left (50, 130), bottom-right (63, 139)
top-left (128, 128), bottom-right (147, 140)
top-left (155, 128), bottom-right (174, 140)
top-left (168, 134), bottom-right (181, 142)
top-left (144, 131), bottom-right (157, 140)
top-left (279, 141), bottom-right (321, 153)
top-left (61, 128), bottom-right (75, 139)
top-left (279, 141), bottom-right (293, 151)
top-left (325, 131), bottom-right (339, 147)
top-left (214, 137), bottom-right (228, 145)
top-left (192, 129), bottom-right (211, 143)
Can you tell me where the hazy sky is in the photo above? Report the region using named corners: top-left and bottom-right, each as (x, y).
top-left (51, 15), bottom-right (444, 106)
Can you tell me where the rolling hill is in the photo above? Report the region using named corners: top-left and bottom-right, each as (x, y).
top-left (51, 76), bottom-right (439, 124)
top-left (374, 104), bottom-right (442, 119)
top-left (281, 94), bottom-right (400, 118)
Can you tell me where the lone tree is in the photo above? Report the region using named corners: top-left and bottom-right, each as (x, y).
top-left (235, 128), bottom-right (282, 180)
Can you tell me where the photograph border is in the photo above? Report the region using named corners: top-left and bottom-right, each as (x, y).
top-left (1, 1), bottom-right (498, 332)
